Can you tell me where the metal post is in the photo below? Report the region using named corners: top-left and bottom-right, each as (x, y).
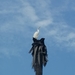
top-left (35, 63), bottom-right (42, 75)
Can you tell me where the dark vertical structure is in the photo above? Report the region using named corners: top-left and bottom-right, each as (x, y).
top-left (29, 38), bottom-right (48, 75)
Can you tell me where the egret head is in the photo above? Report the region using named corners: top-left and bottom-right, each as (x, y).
top-left (36, 26), bottom-right (40, 32)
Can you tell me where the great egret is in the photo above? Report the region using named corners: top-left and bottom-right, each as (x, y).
top-left (33, 27), bottom-right (40, 39)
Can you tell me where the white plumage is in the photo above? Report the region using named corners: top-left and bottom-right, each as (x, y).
top-left (33, 27), bottom-right (40, 39)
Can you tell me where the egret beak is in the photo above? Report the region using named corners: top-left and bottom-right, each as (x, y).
top-left (38, 26), bottom-right (41, 29)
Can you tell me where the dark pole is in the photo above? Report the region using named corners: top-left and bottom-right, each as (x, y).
top-left (35, 63), bottom-right (42, 75)
top-left (29, 38), bottom-right (48, 75)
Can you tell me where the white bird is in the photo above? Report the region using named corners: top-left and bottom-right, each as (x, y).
top-left (33, 27), bottom-right (40, 39)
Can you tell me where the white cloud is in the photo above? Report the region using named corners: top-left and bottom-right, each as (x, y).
top-left (19, 0), bottom-right (39, 22)
top-left (40, 0), bottom-right (75, 50)
top-left (66, 32), bottom-right (75, 41)
top-left (21, 6), bottom-right (39, 22)
top-left (35, 19), bottom-right (53, 27)
top-left (47, 23), bottom-right (75, 49)
top-left (0, 47), bottom-right (21, 58)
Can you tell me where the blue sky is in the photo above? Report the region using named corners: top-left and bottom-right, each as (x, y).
top-left (0, 0), bottom-right (75, 75)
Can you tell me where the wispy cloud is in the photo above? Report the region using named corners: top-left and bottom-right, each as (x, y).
top-left (19, 1), bottom-right (39, 22)
top-left (41, 0), bottom-right (75, 50)
top-left (46, 23), bottom-right (75, 49)
top-left (35, 19), bottom-right (53, 27)
top-left (0, 47), bottom-right (20, 58)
